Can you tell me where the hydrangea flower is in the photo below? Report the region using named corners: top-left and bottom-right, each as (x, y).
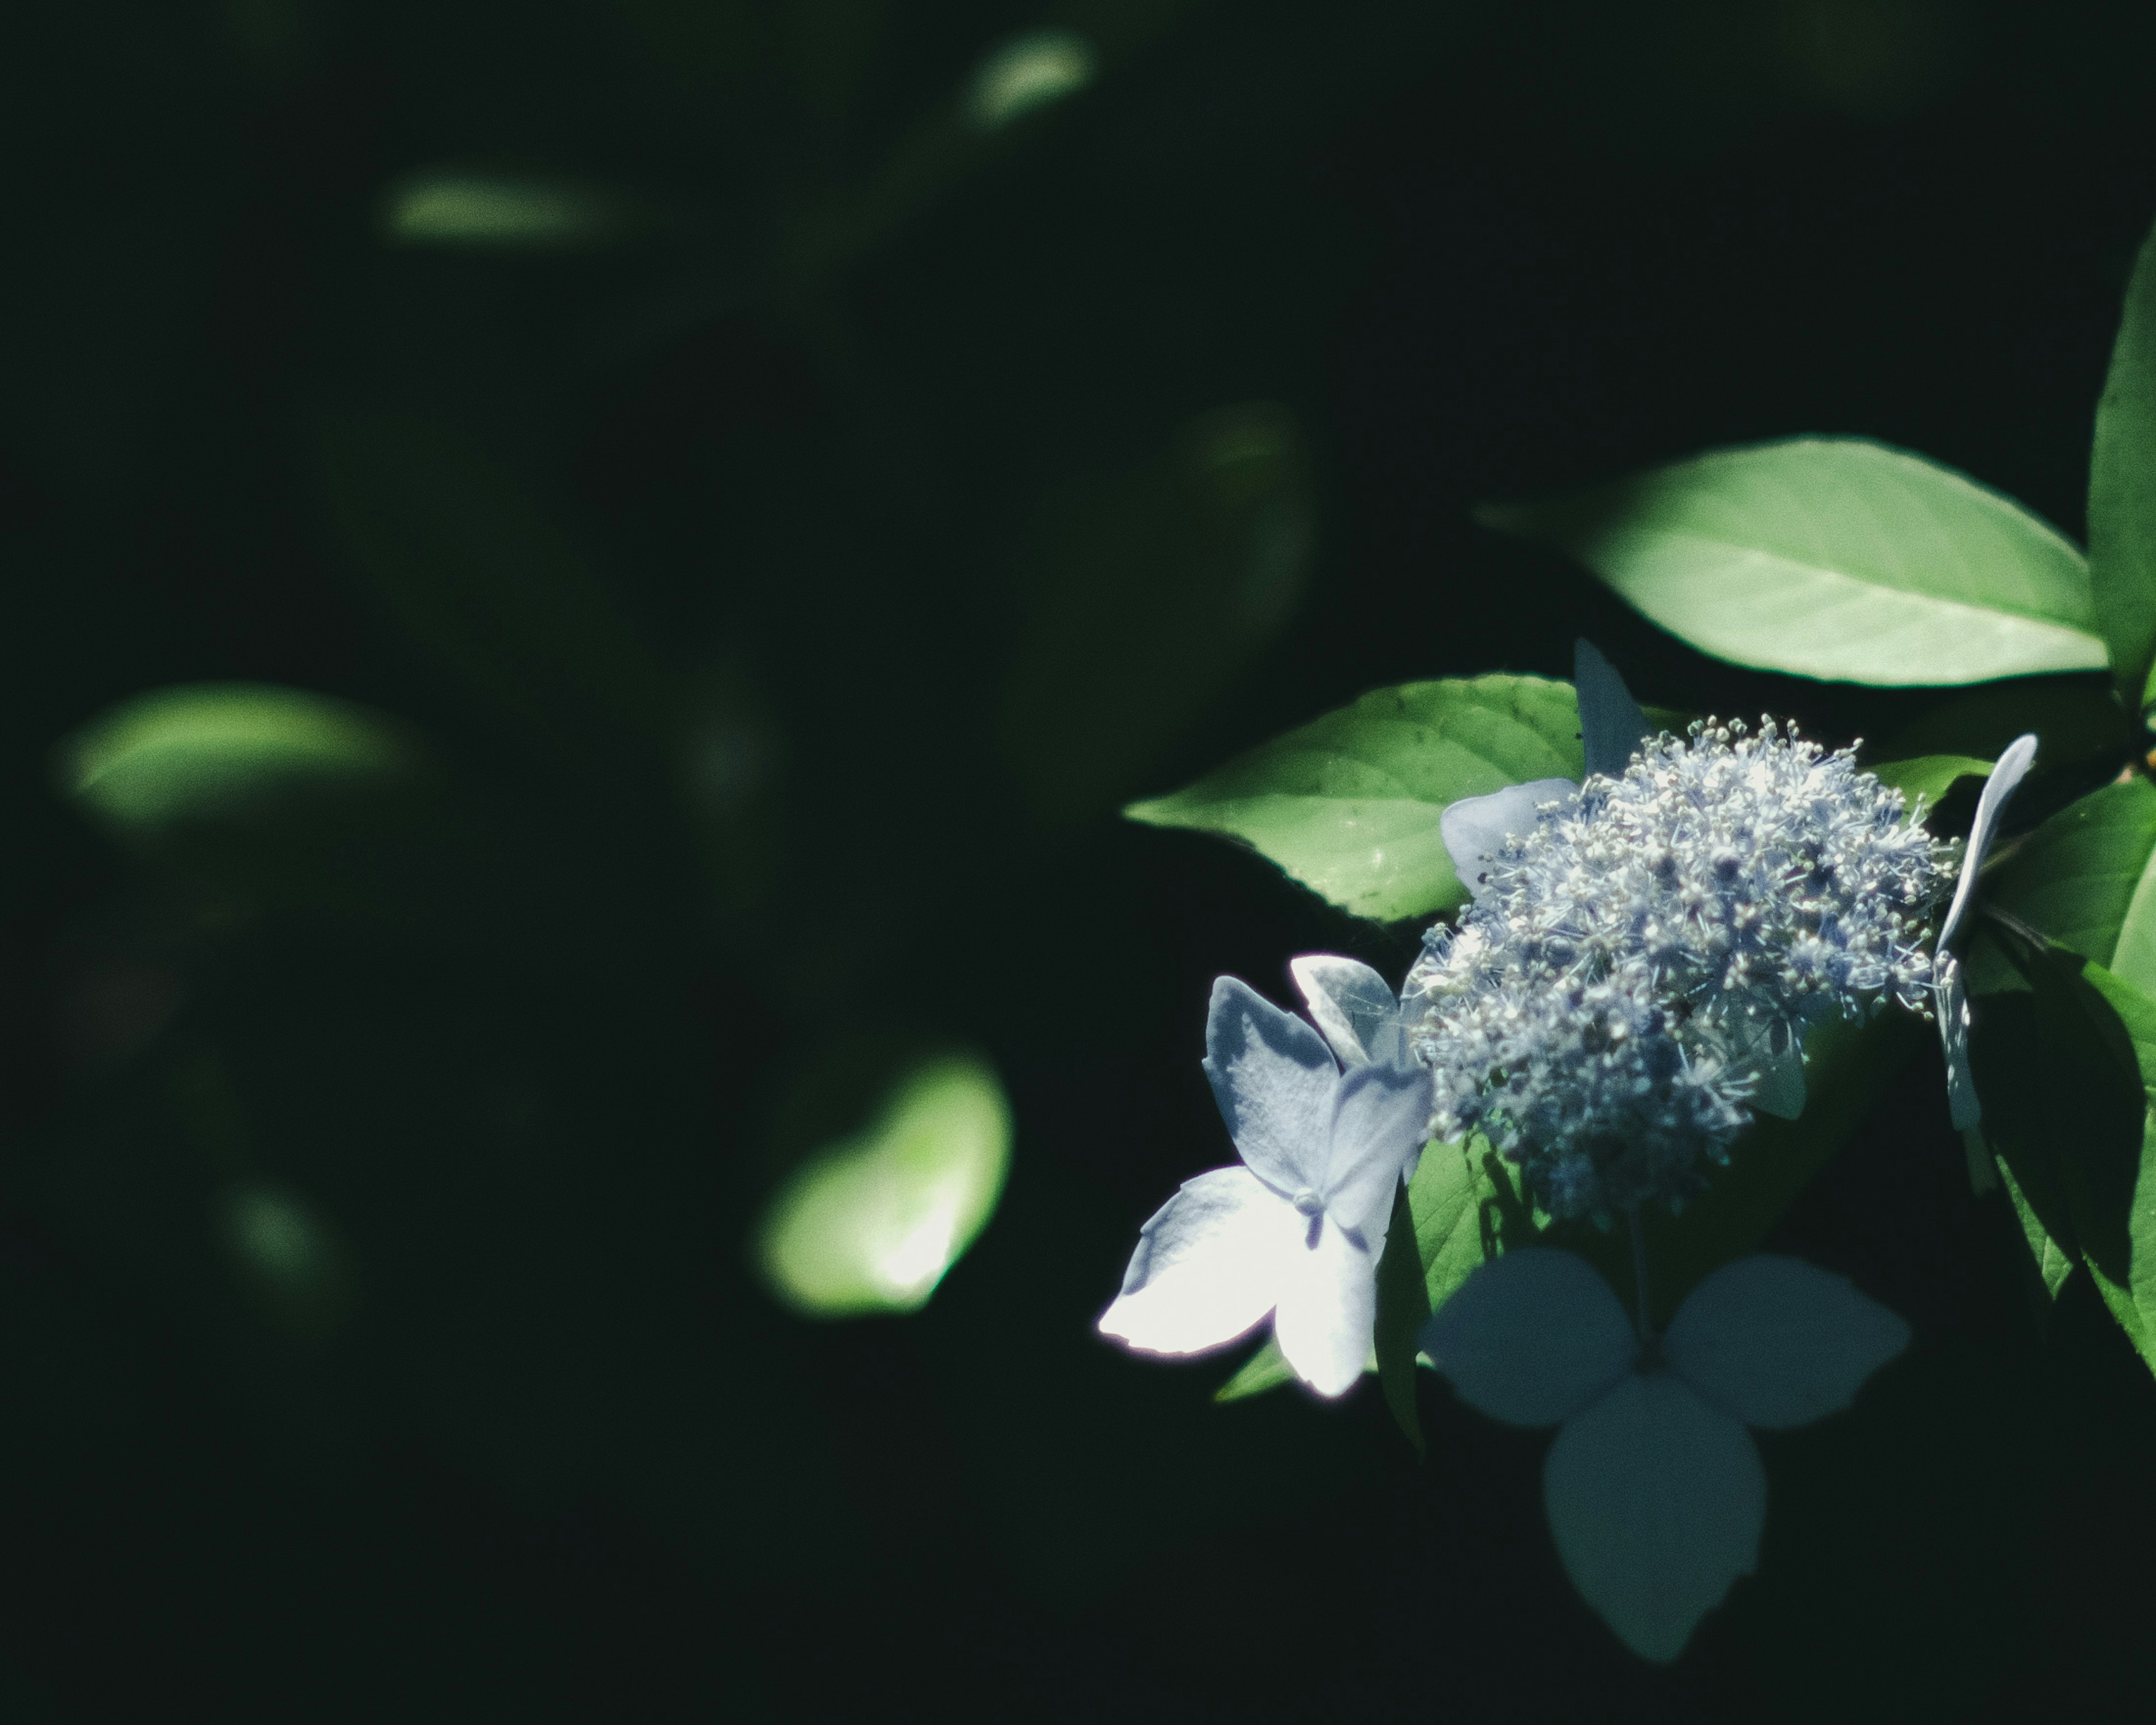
top-left (1408, 651), bottom-right (1956, 1222)
top-left (1098, 971), bottom-right (1432, 1396)
top-left (1930, 733), bottom-right (2038, 1132)
top-left (1421, 1248), bottom-right (1910, 1660)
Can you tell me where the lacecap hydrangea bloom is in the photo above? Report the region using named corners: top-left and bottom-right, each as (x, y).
top-left (1409, 658), bottom-right (1959, 1223)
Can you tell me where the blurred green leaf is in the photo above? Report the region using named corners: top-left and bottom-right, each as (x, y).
top-left (1479, 438), bottom-right (2106, 686)
top-left (382, 171), bottom-right (637, 250)
top-left (1982, 778), bottom-right (2156, 985)
top-left (1002, 404), bottom-right (1315, 824)
top-left (1867, 753), bottom-right (1992, 810)
top-left (58, 682), bottom-right (417, 834)
top-left (1879, 677), bottom-right (2126, 770)
top-left (2089, 216), bottom-right (2156, 714)
top-left (968, 30), bottom-right (1099, 129)
top-left (1125, 674), bottom-right (1584, 920)
top-left (218, 1181), bottom-right (357, 1343)
top-left (756, 1052), bottom-right (1012, 1317)
top-left (1214, 1332), bottom-right (1295, 1402)
top-left (313, 411), bottom-right (678, 736)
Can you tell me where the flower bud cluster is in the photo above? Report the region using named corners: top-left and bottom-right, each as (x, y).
top-left (1408, 720), bottom-right (1956, 1222)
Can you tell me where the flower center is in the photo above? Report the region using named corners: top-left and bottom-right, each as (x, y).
top-left (1291, 1188), bottom-right (1325, 1216)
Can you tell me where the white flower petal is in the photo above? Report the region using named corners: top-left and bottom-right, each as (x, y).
top-left (1936, 953), bottom-right (1980, 1129)
top-left (1936, 732), bottom-right (2038, 952)
top-left (1543, 1371), bottom-right (1764, 1664)
top-left (1097, 1167), bottom-right (1299, 1356)
top-left (1439, 779), bottom-right (1580, 901)
top-left (1574, 638), bottom-right (1652, 781)
top-left (1202, 976), bottom-right (1339, 1196)
top-left (1321, 1061), bottom-right (1432, 1238)
top-left (1664, 1254), bottom-right (1910, 1430)
top-left (1290, 953), bottom-right (1404, 1069)
top-left (1272, 1214), bottom-right (1378, 1398)
top-left (1420, 1248), bottom-right (1637, 1426)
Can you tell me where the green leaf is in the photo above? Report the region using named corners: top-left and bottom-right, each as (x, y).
top-left (1214, 1333), bottom-right (1295, 1402)
top-left (382, 171), bottom-right (638, 249)
top-left (1995, 1158), bottom-right (2077, 1299)
top-left (1373, 1178), bottom-right (1428, 1453)
top-left (1974, 932), bottom-right (2156, 1376)
top-left (57, 682), bottom-right (418, 834)
top-left (1866, 754), bottom-right (1991, 811)
top-left (1479, 438), bottom-right (2105, 686)
top-left (1982, 778), bottom-right (2156, 982)
top-left (2088, 217), bottom-right (2156, 714)
top-left (755, 1052), bottom-right (1012, 1317)
top-left (1125, 674), bottom-right (1586, 920)
top-left (1879, 677), bottom-right (2127, 773)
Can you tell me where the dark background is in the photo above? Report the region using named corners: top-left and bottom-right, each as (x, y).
top-left (3, 2), bottom-right (2155, 1718)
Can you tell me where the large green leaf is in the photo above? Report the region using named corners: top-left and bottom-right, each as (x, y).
top-left (1125, 674), bottom-right (1586, 920)
top-left (1982, 778), bottom-right (2156, 982)
top-left (1866, 754), bottom-right (1991, 810)
top-left (1972, 933), bottom-right (2156, 1376)
top-left (2089, 217), bottom-right (2156, 714)
top-left (1479, 438), bottom-right (2106, 686)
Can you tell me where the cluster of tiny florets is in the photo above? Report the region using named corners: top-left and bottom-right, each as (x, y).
top-left (1407, 719), bottom-right (1956, 1222)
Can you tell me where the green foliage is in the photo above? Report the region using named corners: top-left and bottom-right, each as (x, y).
top-left (2088, 217), bottom-right (2156, 715)
top-left (1214, 1332), bottom-right (1296, 1402)
top-left (57, 682), bottom-right (418, 834)
top-left (1971, 930), bottom-right (2156, 1376)
top-left (1479, 438), bottom-right (2107, 686)
top-left (1867, 754), bottom-right (1993, 809)
top-left (755, 1051), bottom-right (1013, 1317)
top-left (1981, 777), bottom-right (2156, 984)
top-left (1125, 674), bottom-right (1586, 919)
top-left (1373, 1177), bottom-right (1429, 1452)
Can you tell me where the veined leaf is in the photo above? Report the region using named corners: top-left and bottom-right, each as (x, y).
top-left (1480, 438), bottom-right (2105, 686)
top-left (2089, 217), bottom-right (2156, 714)
top-left (1126, 675), bottom-right (1586, 920)
top-left (1867, 754), bottom-right (1991, 811)
top-left (1982, 778), bottom-right (2156, 984)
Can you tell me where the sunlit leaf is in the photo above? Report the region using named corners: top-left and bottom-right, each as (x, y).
top-left (1213, 1332), bottom-right (1295, 1402)
top-left (1125, 675), bottom-right (1585, 920)
top-left (2089, 216), bottom-right (2156, 714)
top-left (58, 683), bottom-right (415, 833)
top-left (969, 29), bottom-right (1098, 129)
top-left (756, 1052), bottom-right (1012, 1317)
top-left (1866, 754), bottom-right (1991, 811)
top-left (1003, 404), bottom-right (1315, 823)
top-left (1479, 438), bottom-right (2105, 686)
top-left (383, 171), bottom-right (631, 249)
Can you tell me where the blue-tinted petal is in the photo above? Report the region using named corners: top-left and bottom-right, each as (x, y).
top-left (1440, 779), bottom-right (1579, 901)
top-left (1936, 732), bottom-right (2038, 951)
top-left (1098, 1167), bottom-right (1300, 1357)
top-left (1574, 639), bottom-right (1652, 781)
top-left (1664, 1254), bottom-right (1910, 1430)
top-left (1273, 1215), bottom-right (1380, 1398)
top-left (1544, 1372), bottom-right (1764, 1663)
top-left (1420, 1248), bottom-right (1637, 1426)
top-left (1203, 976), bottom-right (1337, 1197)
top-left (1321, 1060), bottom-right (1432, 1238)
top-left (1290, 953), bottom-right (1405, 1069)
top-left (1936, 955), bottom-right (1979, 1129)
